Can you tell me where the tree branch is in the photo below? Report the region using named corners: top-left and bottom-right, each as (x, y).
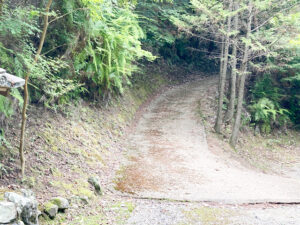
top-left (49, 7), bottom-right (89, 24)
top-left (251, 3), bottom-right (300, 32)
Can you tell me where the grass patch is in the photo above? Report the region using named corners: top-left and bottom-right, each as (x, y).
top-left (70, 215), bottom-right (107, 225)
top-left (39, 213), bottom-right (67, 225)
top-left (179, 207), bottom-right (237, 225)
top-left (237, 130), bottom-right (300, 172)
top-left (111, 201), bottom-right (135, 224)
top-left (51, 179), bottom-right (94, 199)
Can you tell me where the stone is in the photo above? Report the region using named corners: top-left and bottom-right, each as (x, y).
top-left (50, 197), bottom-right (69, 210)
top-left (0, 68), bottom-right (25, 88)
top-left (0, 201), bottom-right (17, 224)
top-left (11, 221), bottom-right (25, 225)
top-left (70, 195), bottom-right (88, 206)
top-left (37, 210), bottom-right (42, 217)
top-left (21, 189), bottom-right (35, 198)
top-left (44, 202), bottom-right (58, 219)
top-left (4, 190), bottom-right (39, 225)
top-left (88, 176), bottom-right (102, 195)
top-left (79, 196), bottom-right (89, 205)
top-left (254, 126), bottom-right (260, 136)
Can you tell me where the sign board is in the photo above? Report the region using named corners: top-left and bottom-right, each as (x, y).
top-left (0, 68), bottom-right (25, 96)
top-left (0, 87), bottom-right (10, 96)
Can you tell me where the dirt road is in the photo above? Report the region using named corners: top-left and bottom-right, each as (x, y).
top-left (116, 76), bottom-right (300, 224)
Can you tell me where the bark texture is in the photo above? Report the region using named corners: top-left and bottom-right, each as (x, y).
top-left (230, 4), bottom-right (253, 147)
top-left (215, 0), bottom-right (233, 133)
top-left (19, 0), bottom-right (53, 177)
top-left (225, 2), bottom-right (239, 123)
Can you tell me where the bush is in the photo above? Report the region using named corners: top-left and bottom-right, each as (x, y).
top-left (249, 97), bottom-right (290, 133)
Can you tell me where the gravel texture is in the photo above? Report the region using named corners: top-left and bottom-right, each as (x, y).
top-left (117, 75), bottom-right (300, 225)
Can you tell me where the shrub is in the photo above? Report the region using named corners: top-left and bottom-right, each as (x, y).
top-left (249, 97), bottom-right (290, 133)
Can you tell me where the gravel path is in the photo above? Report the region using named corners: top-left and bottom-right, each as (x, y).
top-left (125, 200), bottom-right (300, 225)
top-left (117, 75), bottom-right (300, 224)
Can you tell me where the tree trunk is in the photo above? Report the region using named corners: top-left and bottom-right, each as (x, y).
top-left (230, 4), bottom-right (253, 147)
top-left (0, 0), bottom-right (4, 14)
top-left (225, 2), bottom-right (239, 123)
top-left (218, 36), bottom-right (225, 92)
top-left (214, 0), bottom-right (233, 133)
top-left (19, 0), bottom-right (53, 177)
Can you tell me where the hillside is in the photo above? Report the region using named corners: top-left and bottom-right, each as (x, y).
top-left (0, 0), bottom-right (299, 224)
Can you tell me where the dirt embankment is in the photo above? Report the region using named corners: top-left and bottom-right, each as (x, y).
top-left (116, 75), bottom-right (300, 225)
top-left (116, 75), bottom-right (300, 203)
top-left (1, 70), bottom-right (299, 225)
top-left (0, 62), bottom-right (192, 224)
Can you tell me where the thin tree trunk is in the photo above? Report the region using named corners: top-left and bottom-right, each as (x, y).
top-left (19, 0), bottom-right (53, 177)
top-left (218, 35), bottom-right (225, 92)
top-left (225, 2), bottom-right (239, 123)
top-left (214, 0), bottom-right (233, 133)
top-left (0, 0), bottom-right (4, 14)
top-left (230, 4), bottom-right (253, 147)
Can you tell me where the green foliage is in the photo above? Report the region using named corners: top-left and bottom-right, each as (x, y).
top-left (249, 11), bottom-right (300, 130)
top-left (0, 6), bottom-right (38, 120)
top-left (0, 129), bottom-right (10, 149)
top-left (0, 96), bottom-right (14, 118)
top-left (0, 0), bottom-right (297, 132)
top-left (0, 2), bottom-right (85, 113)
top-left (0, 5), bottom-right (40, 41)
top-left (280, 56), bottom-right (300, 126)
top-left (74, 1), bottom-right (155, 97)
top-left (251, 74), bottom-right (282, 103)
top-left (249, 97), bottom-right (290, 133)
top-left (137, 0), bottom-right (217, 71)
top-left (251, 52), bottom-right (300, 128)
top-left (137, 0), bottom-right (180, 49)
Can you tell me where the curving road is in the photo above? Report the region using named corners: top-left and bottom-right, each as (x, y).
top-left (119, 76), bottom-right (300, 204)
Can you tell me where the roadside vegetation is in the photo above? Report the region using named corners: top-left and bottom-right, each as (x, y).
top-left (0, 0), bottom-right (299, 224)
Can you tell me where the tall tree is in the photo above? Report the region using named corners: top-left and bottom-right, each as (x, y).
top-left (225, 1), bottom-right (239, 123)
top-left (230, 3), bottom-right (253, 146)
top-left (214, 0), bottom-right (233, 133)
top-left (0, 0), bottom-right (4, 13)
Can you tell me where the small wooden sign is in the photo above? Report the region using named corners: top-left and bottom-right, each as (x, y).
top-left (0, 68), bottom-right (25, 97)
top-left (0, 87), bottom-right (10, 97)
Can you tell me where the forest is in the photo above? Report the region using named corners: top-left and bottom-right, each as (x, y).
top-left (0, 0), bottom-right (299, 224)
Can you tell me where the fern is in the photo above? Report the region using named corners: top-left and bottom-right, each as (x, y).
top-left (74, 1), bottom-right (155, 97)
top-left (249, 98), bottom-right (290, 133)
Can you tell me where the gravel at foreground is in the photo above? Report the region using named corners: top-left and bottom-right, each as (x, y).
top-left (125, 199), bottom-right (300, 225)
top-left (117, 76), bottom-right (300, 225)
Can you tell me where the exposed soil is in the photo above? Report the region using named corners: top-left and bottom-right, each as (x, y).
top-left (1, 71), bottom-right (300, 224)
top-left (116, 75), bottom-right (300, 224)
top-left (117, 75), bottom-right (300, 203)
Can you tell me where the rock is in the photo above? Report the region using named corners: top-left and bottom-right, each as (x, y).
top-left (0, 201), bottom-right (17, 224)
top-left (50, 197), bottom-right (69, 210)
top-left (21, 189), bottom-right (34, 198)
top-left (4, 190), bottom-right (39, 225)
top-left (88, 176), bottom-right (102, 195)
top-left (79, 196), bottom-right (89, 205)
top-left (70, 195), bottom-right (88, 206)
top-left (44, 202), bottom-right (58, 219)
top-left (11, 221), bottom-right (25, 225)
top-left (254, 126), bottom-right (260, 136)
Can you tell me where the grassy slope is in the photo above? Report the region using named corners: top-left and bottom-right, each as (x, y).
top-left (0, 63), bottom-right (174, 224)
top-left (1, 66), bottom-right (298, 224)
top-left (196, 75), bottom-right (300, 175)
